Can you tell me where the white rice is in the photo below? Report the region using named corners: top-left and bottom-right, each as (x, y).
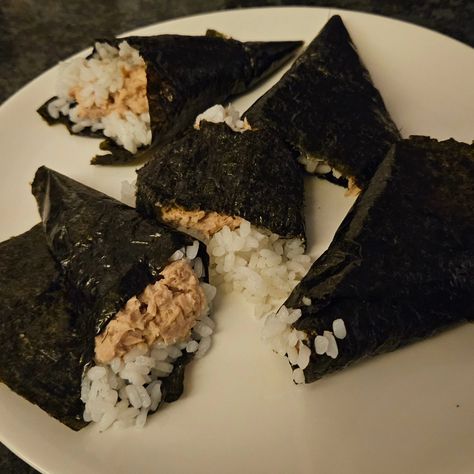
top-left (207, 220), bottom-right (312, 318)
top-left (332, 318), bottom-right (347, 340)
top-left (323, 330), bottom-right (339, 359)
top-left (297, 153), bottom-right (343, 178)
top-left (314, 335), bottom-right (329, 355)
top-left (81, 251), bottom-right (216, 431)
top-left (194, 104), bottom-right (251, 133)
top-left (262, 304), bottom-right (347, 384)
top-left (47, 41), bottom-right (151, 153)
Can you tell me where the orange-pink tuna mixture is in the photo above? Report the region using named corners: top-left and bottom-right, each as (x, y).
top-left (95, 259), bottom-right (206, 364)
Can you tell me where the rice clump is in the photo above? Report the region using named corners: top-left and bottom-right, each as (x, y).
top-left (47, 41), bottom-right (151, 153)
top-left (208, 220), bottom-right (311, 318)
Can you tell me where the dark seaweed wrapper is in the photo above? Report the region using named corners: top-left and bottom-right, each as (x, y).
top-left (284, 137), bottom-right (474, 382)
top-left (30, 167), bottom-right (209, 412)
top-left (0, 224), bottom-right (87, 429)
top-left (244, 15), bottom-right (400, 189)
top-left (37, 34), bottom-right (303, 165)
top-left (136, 122), bottom-right (306, 241)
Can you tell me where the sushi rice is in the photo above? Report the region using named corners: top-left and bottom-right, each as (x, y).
top-left (298, 154), bottom-right (361, 195)
top-left (194, 104), bottom-right (251, 133)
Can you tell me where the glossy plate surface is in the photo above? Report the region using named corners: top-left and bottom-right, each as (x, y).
top-left (0, 7), bottom-right (473, 474)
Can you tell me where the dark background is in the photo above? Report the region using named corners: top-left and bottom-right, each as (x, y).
top-left (1, 0), bottom-right (473, 105)
top-left (0, 0), bottom-right (472, 472)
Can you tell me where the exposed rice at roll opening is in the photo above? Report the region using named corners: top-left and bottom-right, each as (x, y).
top-left (81, 248), bottom-right (216, 431)
top-left (47, 41), bottom-right (151, 153)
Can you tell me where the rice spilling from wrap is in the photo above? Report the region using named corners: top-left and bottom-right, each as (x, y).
top-left (262, 305), bottom-right (346, 384)
top-left (47, 41), bottom-right (151, 153)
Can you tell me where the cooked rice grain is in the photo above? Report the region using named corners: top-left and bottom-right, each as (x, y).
top-left (208, 221), bottom-right (311, 318)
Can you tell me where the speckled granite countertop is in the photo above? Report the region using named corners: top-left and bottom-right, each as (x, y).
top-left (1, 0), bottom-right (473, 105)
top-left (0, 1), bottom-right (472, 472)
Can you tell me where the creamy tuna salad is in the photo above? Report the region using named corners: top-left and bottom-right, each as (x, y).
top-left (95, 259), bottom-right (207, 364)
top-left (160, 206), bottom-right (243, 241)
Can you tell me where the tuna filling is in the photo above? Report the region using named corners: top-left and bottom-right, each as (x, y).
top-left (160, 205), bottom-right (243, 240)
top-left (95, 259), bottom-right (207, 364)
top-left (71, 61), bottom-right (148, 121)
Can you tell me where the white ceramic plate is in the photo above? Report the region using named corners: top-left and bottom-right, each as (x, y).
top-left (0, 7), bottom-right (473, 474)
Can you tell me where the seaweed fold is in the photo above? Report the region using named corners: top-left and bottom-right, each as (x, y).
top-left (244, 15), bottom-right (400, 189)
top-left (38, 33), bottom-right (302, 165)
top-left (136, 121), bottom-right (306, 241)
top-left (283, 137), bottom-right (474, 382)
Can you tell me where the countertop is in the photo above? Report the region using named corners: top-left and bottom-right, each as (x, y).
top-left (0, 0), bottom-right (472, 472)
top-left (1, 0), bottom-right (473, 105)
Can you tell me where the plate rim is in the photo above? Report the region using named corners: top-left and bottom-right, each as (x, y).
top-left (0, 6), bottom-right (473, 474)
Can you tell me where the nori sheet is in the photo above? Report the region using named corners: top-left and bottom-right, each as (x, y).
top-left (37, 33), bottom-right (302, 165)
top-left (136, 122), bottom-right (306, 241)
top-left (244, 15), bottom-right (401, 190)
top-left (283, 136), bottom-right (474, 382)
top-left (0, 166), bottom-right (210, 428)
top-left (0, 224), bottom-right (87, 430)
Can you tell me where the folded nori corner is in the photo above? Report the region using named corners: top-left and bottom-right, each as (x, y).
top-left (38, 33), bottom-right (303, 165)
top-left (244, 15), bottom-right (400, 190)
top-left (136, 121), bottom-right (306, 241)
top-left (283, 136), bottom-right (474, 382)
